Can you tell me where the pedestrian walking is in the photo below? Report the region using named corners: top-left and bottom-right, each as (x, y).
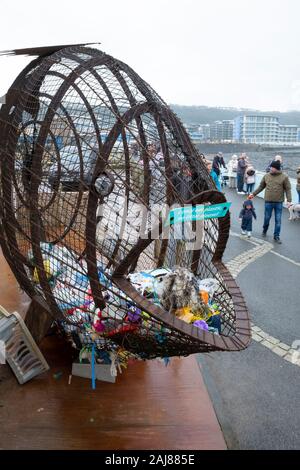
top-left (227, 154), bottom-right (238, 189)
top-left (244, 165), bottom-right (256, 194)
top-left (251, 160), bottom-right (292, 244)
top-left (206, 161), bottom-right (221, 192)
top-left (296, 166), bottom-right (300, 203)
top-left (239, 199), bottom-right (257, 238)
top-left (266, 155), bottom-right (283, 173)
top-left (212, 153), bottom-right (226, 176)
top-left (237, 154), bottom-right (247, 194)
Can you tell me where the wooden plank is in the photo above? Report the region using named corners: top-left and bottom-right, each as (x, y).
top-left (24, 297), bottom-right (53, 345)
top-left (0, 335), bottom-right (226, 450)
top-left (0, 250), bottom-right (30, 317)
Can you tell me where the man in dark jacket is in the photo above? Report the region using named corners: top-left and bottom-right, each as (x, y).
top-left (237, 154), bottom-right (247, 194)
top-left (212, 153), bottom-right (226, 176)
top-left (296, 166), bottom-right (300, 203)
top-left (266, 155), bottom-right (283, 173)
top-left (251, 160), bottom-right (292, 244)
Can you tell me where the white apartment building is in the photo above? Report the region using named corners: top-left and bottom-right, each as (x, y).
top-left (278, 125), bottom-right (298, 143)
top-left (234, 116), bottom-right (279, 144)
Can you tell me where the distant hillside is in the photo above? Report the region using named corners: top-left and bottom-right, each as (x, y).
top-left (170, 105), bottom-right (300, 127)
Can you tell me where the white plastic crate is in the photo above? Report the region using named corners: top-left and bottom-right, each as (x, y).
top-left (0, 306), bottom-right (49, 384)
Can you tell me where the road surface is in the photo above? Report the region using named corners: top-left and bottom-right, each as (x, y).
top-left (198, 187), bottom-right (300, 450)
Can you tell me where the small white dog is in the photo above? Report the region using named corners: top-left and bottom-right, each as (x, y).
top-left (288, 204), bottom-right (300, 221)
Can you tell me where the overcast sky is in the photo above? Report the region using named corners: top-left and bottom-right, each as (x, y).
top-left (1, 0), bottom-right (300, 111)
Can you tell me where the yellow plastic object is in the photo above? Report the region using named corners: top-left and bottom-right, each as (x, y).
top-left (33, 260), bottom-right (52, 283)
top-left (175, 307), bottom-right (194, 324)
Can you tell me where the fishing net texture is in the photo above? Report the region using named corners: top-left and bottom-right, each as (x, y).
top-left (0, 46), bottom-right (251, 359)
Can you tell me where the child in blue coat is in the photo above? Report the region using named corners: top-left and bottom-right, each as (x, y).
top-left (239, 199), bottom-right (257, 238)
top-left (206, 161), bottom-right (221, 192)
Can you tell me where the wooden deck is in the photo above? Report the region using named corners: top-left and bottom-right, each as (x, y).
top-left (0, 252), bottom-right (226, 450)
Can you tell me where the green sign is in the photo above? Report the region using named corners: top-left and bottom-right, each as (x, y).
top-left (165, 203), bottom-right (231, 226)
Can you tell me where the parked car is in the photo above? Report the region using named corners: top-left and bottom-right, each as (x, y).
top-left (48, 145), bottom-right (98, 191)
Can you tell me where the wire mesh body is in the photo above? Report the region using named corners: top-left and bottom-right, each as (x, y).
top-left (0, 46), bottom-right (251, 359)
